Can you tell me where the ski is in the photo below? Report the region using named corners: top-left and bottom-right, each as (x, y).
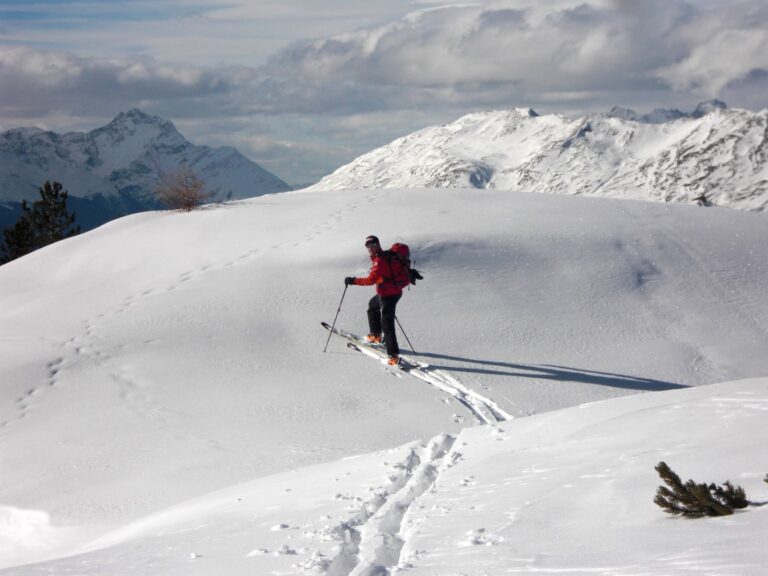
top-left (321, 321), bottom-right (419, 370)
top-left (321, 321), bottom-right (501, 424)
top-left (321, 321), bottom-right (382, 349)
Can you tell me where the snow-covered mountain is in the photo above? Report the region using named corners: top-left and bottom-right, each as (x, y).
top-left (2, 186), bottom-right (768, 574)
top-left (606, 99), bottom-right (728, 124)
top-left (308, 102), bottom-right (768, 212)
top-left (0, 109), bottom-right (291, 228)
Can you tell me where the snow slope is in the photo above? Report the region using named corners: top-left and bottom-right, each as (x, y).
top-left (308, 105), bottom-right (768, 212)
top-left (1, 187), bottom-right (767, 573)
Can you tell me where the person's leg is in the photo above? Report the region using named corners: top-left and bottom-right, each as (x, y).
top-left (367, 295), bottom-right (383, 337)
top-left (380, 294), bottom-right (401, 357)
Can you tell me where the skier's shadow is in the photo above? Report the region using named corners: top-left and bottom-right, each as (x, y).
top-left (407, 351), bottom-right (686, 392)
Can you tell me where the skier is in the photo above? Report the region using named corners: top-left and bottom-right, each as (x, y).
top-left (345, 235), bottom-right (403, 366)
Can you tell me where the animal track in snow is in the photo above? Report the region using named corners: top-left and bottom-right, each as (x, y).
top-left (463, 527), bottom-right (504, 547)
top-left (0, 356), bottom-right (68, 428)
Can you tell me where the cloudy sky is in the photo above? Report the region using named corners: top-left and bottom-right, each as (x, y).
top-left (1, 0), bottom-right (767, 185)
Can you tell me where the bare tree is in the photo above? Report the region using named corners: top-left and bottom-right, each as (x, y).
top-left (155, 166), bottom-right (211, 212)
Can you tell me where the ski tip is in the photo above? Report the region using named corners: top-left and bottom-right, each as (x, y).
top-left (321, 321), bottom-right (331, 329)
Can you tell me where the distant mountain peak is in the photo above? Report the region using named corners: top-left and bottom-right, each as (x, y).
top-left (607, 106), bottom-right (639, 121)
top-left (692, 99), bottom-right (728, 118)
top-left (100, 108), bottom-right (178, 137)
top-left (0, 111), bottom-right (292, 228)
top-left (309, 103), bottom-right (766, 212)
top-left (503, 107), bottom-right (539, 118)
top-left (3, 126), bottom-right (48, 138)
top-left (114, 108), bottom-right (164, 124)
top-left (607, 101), bottom-right (728, 124)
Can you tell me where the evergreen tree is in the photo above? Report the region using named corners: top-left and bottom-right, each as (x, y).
top-left (1, 212), bottom-right (36, 263)
top-left (27, 181), bottom-right (81, 245)
top-left (0, 181), bottom-right (81, 264)
top-left (654, 461), bottom-right (749, 518)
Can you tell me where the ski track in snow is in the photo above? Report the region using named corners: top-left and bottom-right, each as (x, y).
top-left (324, 433), bottom-right (457, 576)
top-left (419, 363), bottom-right (513, 424)
top-left (346, 338), bottom-right (512, 425)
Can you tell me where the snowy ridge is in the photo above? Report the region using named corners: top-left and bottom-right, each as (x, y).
top-left (308, 102), bottom-right (768, 212)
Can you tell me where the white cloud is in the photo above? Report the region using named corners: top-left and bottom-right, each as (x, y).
top-left (0, 47), bottom-right (84, 85)
top-left (3, 1), bottom-right (766, 116)
top-left (1, 0), bottom-right (766, 183)
top-left (657, 29), bottom-right (768, 96)
top-left (258, 0), bottom-right (767, 101)
top-left (0, 47), bottom-right (228, 118)
top-left (0, 0), bottom-right (420, 68)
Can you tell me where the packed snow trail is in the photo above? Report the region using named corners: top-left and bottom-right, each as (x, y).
top-left (324, 434), bottom-right (456, 576)
top-left (323, 322), bottom-right (511, 424)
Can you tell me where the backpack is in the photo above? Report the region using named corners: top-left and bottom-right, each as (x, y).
top-left (385, 243), bottom-right (423, 288)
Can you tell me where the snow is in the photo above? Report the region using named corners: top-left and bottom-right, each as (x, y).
top-left (89, 111), bottom-right (180, 173)
top-left (1, 186), bottom-right (767, 574)
top-left (0, 109), bottom-right (290, 210)
top-left (308, 106), bottom-right (768, 211)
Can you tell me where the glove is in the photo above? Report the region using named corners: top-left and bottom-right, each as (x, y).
top-left (345, 276), bottom-right (356, 286)
top-left (409, 269), bottom-right (424, 284)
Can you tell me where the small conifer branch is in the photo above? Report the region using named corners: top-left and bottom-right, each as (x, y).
top-left (654, 461), bottom-right (749, 518)
top-left (711, 481), bottom-right (749, 509)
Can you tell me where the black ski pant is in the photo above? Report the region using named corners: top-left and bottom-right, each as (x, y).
top-left (367, 294), bottom-right (401, 357)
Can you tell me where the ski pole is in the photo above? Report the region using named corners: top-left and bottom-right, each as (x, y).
top-left (324, 284), bottom-right (348, 352)
top-left (395, 316), bottom-right (416, 353)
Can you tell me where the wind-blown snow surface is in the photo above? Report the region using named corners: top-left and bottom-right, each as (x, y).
top-left (1, 187), bottom-right (767, 574)
top-left (308, 106), bottom-right (768, 212)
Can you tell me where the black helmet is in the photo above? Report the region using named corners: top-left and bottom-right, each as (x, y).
top-left (364, 235), bottom-right (380, 247)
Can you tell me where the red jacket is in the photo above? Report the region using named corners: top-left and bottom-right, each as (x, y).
top-left (353, 252), bottom-right (403, 297)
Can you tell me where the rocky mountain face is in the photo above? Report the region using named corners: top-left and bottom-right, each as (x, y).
top-left (0, 110), bottom-right (291, 230)
top-left (308, 102), bottom-right (767, 212)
